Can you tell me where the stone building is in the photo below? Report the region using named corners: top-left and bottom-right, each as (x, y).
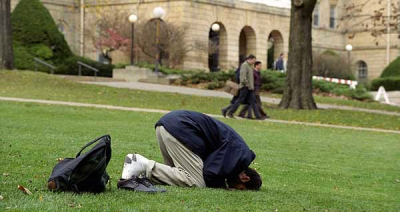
top-left (10, 0), bottom-right (400, 82)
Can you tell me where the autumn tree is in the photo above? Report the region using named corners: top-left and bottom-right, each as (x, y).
top-left (0, 0), bottom-right (14, 70)
top-left (279, 0), bottom-right (318, 109)
top-left (85, 11), bottom-right (130, 65)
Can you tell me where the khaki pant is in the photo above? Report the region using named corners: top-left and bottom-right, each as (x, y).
top-left (144, 126), bottom-right (206, 188)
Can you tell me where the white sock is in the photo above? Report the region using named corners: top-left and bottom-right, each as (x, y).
top-left (134, 154), bottom-right (149, 167)
top-left (121, 154), bottom-right (149, 179)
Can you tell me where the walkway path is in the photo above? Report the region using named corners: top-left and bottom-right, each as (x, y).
top-left (83, 81), bottom-right (400, 117)
top-left (1, 96), bottom-right (399, 135)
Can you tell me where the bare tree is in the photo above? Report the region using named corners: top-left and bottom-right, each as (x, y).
top-left (313, 51), bottom-right (352, 79)
top-left (135, 20), bottom-right (207, 68)
top-left (279, 0), bottom-right (318, 109)
top-left (341, 0), bottom-right (400, 43)
top-left (0, 0), bottom-right (14, 70)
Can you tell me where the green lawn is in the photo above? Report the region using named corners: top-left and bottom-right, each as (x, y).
top-left (262, 92), bottom-right (400, 113)
top-left (0, 101), bottom-right (399, 211)
top-left (1, 71), bottom-right (400, 131)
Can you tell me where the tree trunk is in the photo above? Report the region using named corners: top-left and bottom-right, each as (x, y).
top-left (0, 0), bottom-right (14, 70)
top-left (279, 0), bottom-right (317, 110)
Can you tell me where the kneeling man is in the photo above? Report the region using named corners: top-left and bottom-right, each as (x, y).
top-left (121, 110), bottom-right (262, 190)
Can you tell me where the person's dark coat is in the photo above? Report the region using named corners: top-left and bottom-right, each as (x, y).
top-left (155, 110), bottom-right (256, 188)
top-left (254, 70), bottom-right (261, 91)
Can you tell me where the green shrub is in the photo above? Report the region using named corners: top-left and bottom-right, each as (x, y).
top-left (30, 44), bottom-right (53, 59)
top-left (11, 0), bottom-right (72, 65)
top-left (313, 80), bottom-right (338, 93)
top-left (313, 80), bottom-right (372, 101)
top-left (313, 50), bottom-right (355, 80)
top-left (13, 43), bottom-right (34, 70)
top-left (114, 63), bottom-right (130, 69)
top-left (260, 70), bottom-right (286, 94)
top-left (350, 85), bottom-right (373, 101)
top-left (380, 57), bottom-right (400, 78)
top-left (56, 56), bottom-right (114, 77)
top-left (207, 81), bottom-right (225, 90)
top-left (371, 77), bottom-right (400, 91)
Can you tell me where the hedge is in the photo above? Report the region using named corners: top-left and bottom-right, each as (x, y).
top-left (371, 77), bottom-right (400, 91)
top-left (11, 0), bottom-right (72, 67)
top-left (56, 56), bottom-right (114, 77)
top-left (380, 57), bottom-right (400, 78)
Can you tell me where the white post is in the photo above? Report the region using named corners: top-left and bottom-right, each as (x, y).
top-left (375, 86), bottom-right (390, 103)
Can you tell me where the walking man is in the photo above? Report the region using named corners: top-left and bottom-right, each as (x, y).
top-left (238, 61), bottom-right (269, 119)
top-left (120, 110), bottom-right (262, 190)
top-left (222, 54), bottom-right (263, 120)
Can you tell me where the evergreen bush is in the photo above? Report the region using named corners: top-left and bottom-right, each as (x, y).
top-left (380, 57), bottom-right (400, 78)
top-left (11, 0), bottom-right (73, 68)
top-left (56, 56), bottom-right (114, 77)
top-left (371, 77), bottom-right (400, 91)
top-left (13, 43), bottom-right (34, 71)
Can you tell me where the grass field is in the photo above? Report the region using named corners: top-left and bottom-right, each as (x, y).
top-left (0, 101), bottom-right (399, 211)
top-left (1, 71), bottom-right (400, 211)
top-left (0, 71), bottom-right (400, 131)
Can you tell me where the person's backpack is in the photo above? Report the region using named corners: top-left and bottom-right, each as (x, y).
top-left (234, 67), bottom-right (241, 83)
top-left (47, 135), bottom-right (112, 193)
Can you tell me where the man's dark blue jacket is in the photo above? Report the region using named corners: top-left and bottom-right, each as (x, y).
top-left (155, 110), bottom-right (256, 188)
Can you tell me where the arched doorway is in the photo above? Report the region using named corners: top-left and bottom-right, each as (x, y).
top-left (208, 22), bottom-right (227, 72)
top-left (267, 30), bottom-right (284, 70)
top-left (239, 26), bottom-right (256, 66)
top-left (356, 61), bottom-right (368, 83)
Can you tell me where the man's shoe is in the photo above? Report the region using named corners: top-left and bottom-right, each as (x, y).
top-left (227, 113), bottom-right (235, 118)
top-left (139, 177), bottom-right (166, 193)
top-left (256, 116), bottom-right (267, 120)
top-left (221, 109), bottom-right (227, 117)
top-left (121, 154), bottom-right (148, 179)
top-left (117, 177), bottom-right (158, 193)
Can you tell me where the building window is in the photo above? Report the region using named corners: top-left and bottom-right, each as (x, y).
top-left (357, 61), bottom-right (368, 82)
top-left (330, 5), bottom-right (336, 28)
top-left (313, 3), bottom-right (320, 26)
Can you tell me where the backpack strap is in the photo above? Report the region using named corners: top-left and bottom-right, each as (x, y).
top-left (76, 135), bottom-right (110, 158)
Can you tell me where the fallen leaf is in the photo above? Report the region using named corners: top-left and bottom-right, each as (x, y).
top-left (68, 203), bottom-right (75, 208)
top-left (396, 179), bottom-right (400, 183)
top-left (0, 195), bottom-right (3, 200)
top-left (17, 185), bottom-right (32, 195)
top-left (39, 195), bottom-right (43, 201)
top-left (3, 173), bottom-right (10, 177)
top-left (56, 158), bottom-right (64, 162)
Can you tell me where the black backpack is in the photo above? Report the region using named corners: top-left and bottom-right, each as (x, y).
top-left (48, 135), bottom-right (112, 193)
top-left (234, 67), bottom-right (241, 83)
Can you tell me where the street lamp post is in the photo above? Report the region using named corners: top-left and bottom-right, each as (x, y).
top-left (153, 7), bottom-right (165, 75)
top-left (210, 23), bottom-right (220, 72)
top-left (345, 44), bottom-right (353, 73)
top-left (128, 14), bottom-right (138, 65)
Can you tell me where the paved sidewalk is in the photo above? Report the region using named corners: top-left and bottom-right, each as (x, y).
top-left (370, 91), bottom-right (400, 105)
top-left (83, 81), bottom-right (400, 117)
top-left (1, 96), bottom-right (399, 135)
